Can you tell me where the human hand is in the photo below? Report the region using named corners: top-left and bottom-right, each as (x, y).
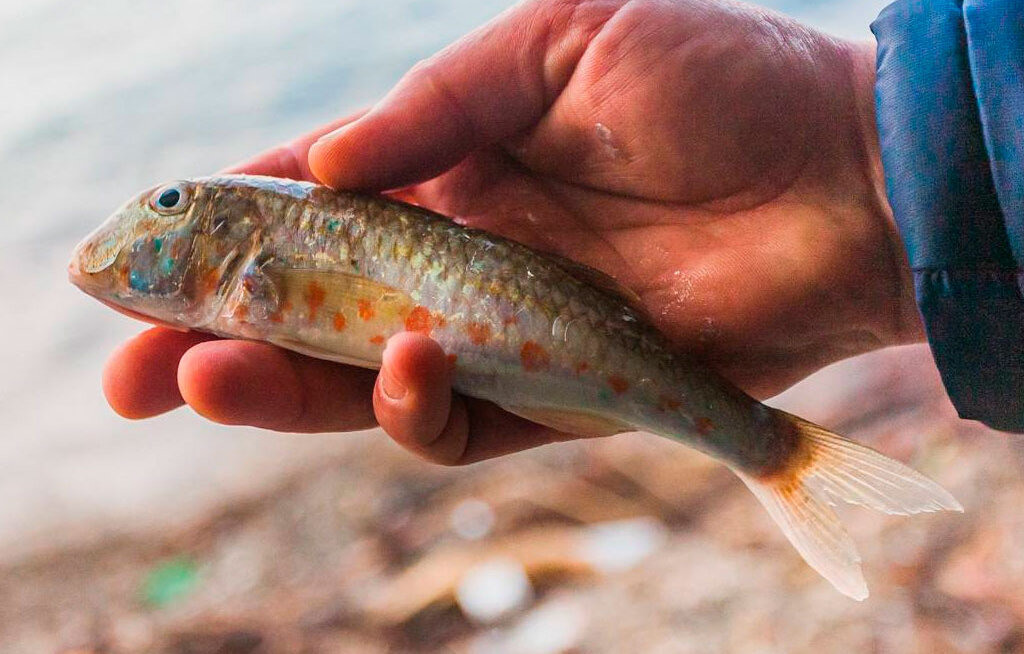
top-left (104, 0), bottom-right (922, 463)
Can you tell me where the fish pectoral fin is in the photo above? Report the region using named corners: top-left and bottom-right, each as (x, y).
top-left (268, 336), bottom-right (382, 370)
top-left (500, 405), bottom-right (631, 438)
top-left (267, 266), bottom-right (413, 318)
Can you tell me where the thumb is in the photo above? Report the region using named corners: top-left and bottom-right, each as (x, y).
top-left (308, 0), bottom-right (620, 191)
top-left (373, 332), bottom-right (469, 465)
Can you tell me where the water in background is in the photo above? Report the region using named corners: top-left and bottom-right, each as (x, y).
top-left (0, 0), bottom-right (890, 561)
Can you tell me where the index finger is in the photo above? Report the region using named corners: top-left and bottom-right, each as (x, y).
top-left (221, 108), bottom-right (369, 181)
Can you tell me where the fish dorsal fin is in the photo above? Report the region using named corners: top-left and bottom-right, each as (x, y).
top-left (540, 252), bottom-right (646, 312)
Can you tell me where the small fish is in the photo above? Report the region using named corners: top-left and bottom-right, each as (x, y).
top-left (69, 175), bottom-right (962, 599)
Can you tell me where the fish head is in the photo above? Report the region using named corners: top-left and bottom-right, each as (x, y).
top-left (69, 179), bottom-right (257, 328)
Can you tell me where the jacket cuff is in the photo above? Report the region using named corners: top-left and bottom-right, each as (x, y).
top-left (872, 0), bottom-right (1024, 431)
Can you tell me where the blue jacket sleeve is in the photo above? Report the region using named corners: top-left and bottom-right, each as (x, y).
top-left (872, 0), bottom-right (1024, 432)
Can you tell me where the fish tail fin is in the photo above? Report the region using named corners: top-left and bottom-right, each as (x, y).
top-left (734, 410), bottom-right (962, 601)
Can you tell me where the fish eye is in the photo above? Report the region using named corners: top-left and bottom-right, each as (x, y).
top-left (149, 182), bottom-right (191, 215)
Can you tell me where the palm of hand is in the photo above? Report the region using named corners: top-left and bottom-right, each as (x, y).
top-left (382, 1), bottom-right (908, 397)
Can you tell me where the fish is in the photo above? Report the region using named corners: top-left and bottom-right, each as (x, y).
top-left (69, 174), bottom-right (962, 599)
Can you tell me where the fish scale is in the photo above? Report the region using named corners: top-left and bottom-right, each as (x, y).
top-left (70, 174), bottom-right (963, 600)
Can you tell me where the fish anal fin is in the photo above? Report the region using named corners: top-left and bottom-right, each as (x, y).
top-left (501, 405), bottom-right (631, 438)
top-left (267, 336), bottom-right (382, 369)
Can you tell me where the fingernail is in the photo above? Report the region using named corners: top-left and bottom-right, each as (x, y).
top-left (379, 367), bottom-right (407, 401)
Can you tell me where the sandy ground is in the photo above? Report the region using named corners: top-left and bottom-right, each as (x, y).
top-left (2, 346), bottom-right (1021, 653)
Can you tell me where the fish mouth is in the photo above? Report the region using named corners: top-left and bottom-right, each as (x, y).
top-left (95, 296), bottom-right (189, 332)
top-left (67, 256), bottom-right (83, 281)
top-left (73, 234), bottom-right (124, 274)
top-left (67, 253), bottom-right (104, 294)
top-left (71, 209), bottom-right (134, 276)
top-left (69, 256), bottom-right (188, 332)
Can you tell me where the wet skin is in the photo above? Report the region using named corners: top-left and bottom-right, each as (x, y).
top-left (103, 0), bottom-right (922, 464)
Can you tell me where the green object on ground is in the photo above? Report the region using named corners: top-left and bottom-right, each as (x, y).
top-left (142, 556), bottom-right (200, 608)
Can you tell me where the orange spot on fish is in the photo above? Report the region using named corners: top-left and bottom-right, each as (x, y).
top-left (695, 417), bottom-right (714, 435)
top-left (446, 353), bottom-right (458, 367)
top-left (369, 335), bottom-right (385, 345)
top-left (202, 267), bottom-right (220, 293)
top-left (466, 322), bottom-right (491, 345)
top-left (519, 341), bottom-right (550, 372)
top-left (269, 300), bottom-right (292, 324)
top-left (502, 315), bottom-right (518, 326)
top-left (233, 304), bottom-right (249, 320)
top-left (358, 299), bottom-right (375, 321)
top-left (405, 306), bottom-right (434, 335)
top-left (332, 312), bottom-right (347, 331)
top-left (574, 362), bottom-right (590, 375)
top-left (607, 375), bottom-right (630, 395)
top-left (305, 281), bottom-right (326, 321)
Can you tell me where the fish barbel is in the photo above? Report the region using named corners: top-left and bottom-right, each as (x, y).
top-left (69, 175), bottom-right (962, 599)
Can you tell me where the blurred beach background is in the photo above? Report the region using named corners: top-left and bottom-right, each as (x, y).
top-left (2, 0), bottom-right (1022, 652)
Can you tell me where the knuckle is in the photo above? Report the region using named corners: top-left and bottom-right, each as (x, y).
top-left (267, 145), bottom-right (307, 181)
